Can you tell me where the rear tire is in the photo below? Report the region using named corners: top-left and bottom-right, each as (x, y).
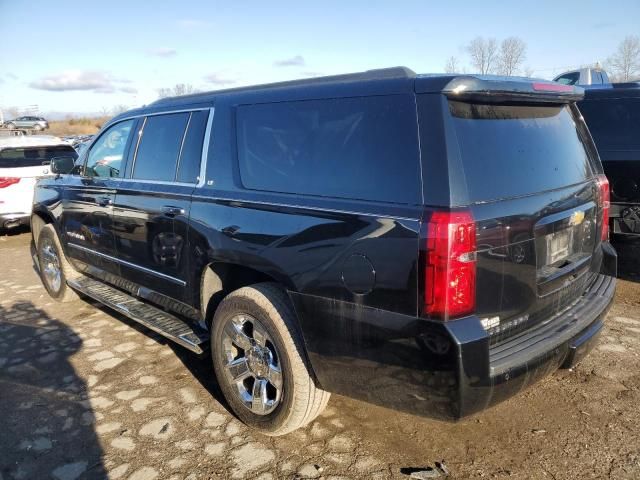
top-left (37, 224), bottom-right (80, 303)
top-left (211, 283), bottom-right (330, 436)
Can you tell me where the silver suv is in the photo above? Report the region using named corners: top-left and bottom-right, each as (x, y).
top-left (4, 116), bottom-right (49, 131)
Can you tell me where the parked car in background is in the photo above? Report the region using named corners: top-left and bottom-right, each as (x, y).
top-left (0, 136), bottom-right (77, 230)
top-left (73, 139), bottom-right (91, 158)
top-left (32, 68), bottom-right (616, 435)
top-left (4, 116), bottom-right (49, 131)
top-left (579, 82), bottom-right (640, 238)
top-left (554, 67), bottom-right (610, 86)
top-left (62, 134), bottom-right (95, 149)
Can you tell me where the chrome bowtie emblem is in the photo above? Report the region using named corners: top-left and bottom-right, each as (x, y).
top-left (569, 210), bottom-right (585, 226)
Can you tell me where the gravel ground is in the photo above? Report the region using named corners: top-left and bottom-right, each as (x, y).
top-left (1, 228), bottom-right (639, 480)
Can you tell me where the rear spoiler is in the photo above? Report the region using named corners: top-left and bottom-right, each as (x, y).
top-left (417, 75), bottom-right (584, 104)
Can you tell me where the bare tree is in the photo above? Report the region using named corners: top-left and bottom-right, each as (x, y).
top-left (607, 35), bottom-right (640, 81)
top-left (498, 37), bottom-right (527, 76)
top-left (466, 37), bottom-right (498, 74)
top-left (444, 56), bottom-right (460, 74)
top-left (157, 83), bottom-right (199, 99)
top-left (112, 105), bottom-right (129, 115)
top-left (6, 106), bottom-right (19, 119)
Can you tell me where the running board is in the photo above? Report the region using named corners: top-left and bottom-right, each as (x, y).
top-left (68, 276), bottom-right (209, 354)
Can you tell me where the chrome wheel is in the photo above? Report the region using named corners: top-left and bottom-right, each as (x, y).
top-left (221, 314), bottom-right (283, 415)
top-left (41, 239), bottom-right (62, 292)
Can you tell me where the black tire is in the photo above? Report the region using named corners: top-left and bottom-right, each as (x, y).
top-left (6, 123), bottom-right (15, 130)
top-left (211, 283), bottom-right (329, 436)
top-left (37, 224), bottom-right (80, 302)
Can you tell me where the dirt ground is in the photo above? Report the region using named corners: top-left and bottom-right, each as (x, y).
top-left (1, 228), bottom-right (639, 480)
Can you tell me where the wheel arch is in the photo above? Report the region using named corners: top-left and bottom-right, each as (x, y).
top-left (30, 210), bottom-right (55, 245)
top-left (200, 261), bottom-right (298, 328)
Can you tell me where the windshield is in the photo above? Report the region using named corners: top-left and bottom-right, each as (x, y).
top-left (0, 145), bottom-right (78, 168)
top-left (448, 101), bottom-right (594, 203)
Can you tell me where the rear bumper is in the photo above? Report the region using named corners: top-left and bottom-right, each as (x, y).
top-left (0, 212), bottom-right (30, 229)
top-left (294, 250), bottom-right (617, 421)
top-left (449, 272), bottom-right (615, 418)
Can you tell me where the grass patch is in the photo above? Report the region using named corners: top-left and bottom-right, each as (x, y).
top-left (47, 116), bottom-right (110, 136)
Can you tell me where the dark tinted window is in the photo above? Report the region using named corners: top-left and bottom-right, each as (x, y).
top-left (176, 110), bottom-right (208, 183)
top-left (86, 120), bottom-right (134, 178)
top-left (236, 95), bottom-right (421, 204)
top-left (447, 101), bottom-right (593, 202)
top-left (133, 113), bottom-right (189, 181)
top-left (0, 145), bottom-right (77, 168)
top-left (556, 72), bottom-right (580, 85)
top-left (579, 98), bottom-right (640, 152)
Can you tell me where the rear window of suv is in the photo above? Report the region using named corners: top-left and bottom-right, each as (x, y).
top-left (445, 101), bottom-right (594, 203)
top-left (236, 95), bottom-right (421, 204)
top-left (0, 145), bottom-right (77, 168)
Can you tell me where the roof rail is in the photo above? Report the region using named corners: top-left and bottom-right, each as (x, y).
top-left (150, 66), bottom-right (416, 106)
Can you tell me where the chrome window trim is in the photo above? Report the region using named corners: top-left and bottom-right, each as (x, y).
top-left (175, 112), bottom-right (193, 181)
top-left (196, 107), bottom-right (215, 188)
top-left (114, 107), bottom-right (210, 124)
top-left (129, 116), bottom-right (147, 177)
top-left (116, 178), bottom-right (195, 187)
top-left (68, 243), bottom-right (187, 286)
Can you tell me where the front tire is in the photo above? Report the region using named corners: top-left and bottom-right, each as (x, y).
top-left (211, 283), bottom-right (329, 436)
top-left (37, 224), bottom-right (79, 302)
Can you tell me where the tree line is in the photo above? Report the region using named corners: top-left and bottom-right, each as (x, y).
top-left (444, 34), bottom-right (640, 82)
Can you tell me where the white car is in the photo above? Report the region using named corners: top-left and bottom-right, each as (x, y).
top-left (0, 136), bottom-right (77, 230)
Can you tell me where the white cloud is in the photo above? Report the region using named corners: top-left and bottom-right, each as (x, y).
top-left (146, 47), bottom-right (177, 57)
top-left (29, 70), bottom-right (132, 94)
top-left (202, 73), bottom-right (236, 86)
top-left (274, 55), bottom-right (306, 67)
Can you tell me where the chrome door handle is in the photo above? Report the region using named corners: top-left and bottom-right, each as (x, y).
top-left (162, 206), bottom-right (185, 217)
top-left (97, 196), bottom-right (112, 207)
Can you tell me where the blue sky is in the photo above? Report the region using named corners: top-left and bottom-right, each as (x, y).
top-left (0, 0), bottom-right (638, 116)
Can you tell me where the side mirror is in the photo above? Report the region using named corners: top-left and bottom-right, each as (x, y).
top-left (50, 156), bottom-right (76, 175)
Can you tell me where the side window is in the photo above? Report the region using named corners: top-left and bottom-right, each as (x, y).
top-left (85, 120), bottom-right (134, 178)
top-left (132, 113), bottom-right (189, 181)
top-left (592, 71), bottom-right (603, 84)
top-left (556, 72), bottom-right (580, 85)
top-left (176, 110), bottom-right (209, 183)
top-left (236, 95), bottom-right (421, 204)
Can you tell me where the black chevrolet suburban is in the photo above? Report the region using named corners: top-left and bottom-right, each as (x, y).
top-left (32, 68), bottom-right (617, 435)
top-left (578, 83), bottom-right (640, 238)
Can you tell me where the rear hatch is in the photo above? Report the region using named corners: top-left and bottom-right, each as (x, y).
top-left (0, 145), bottom-right (77, 214)
top-left (417, 77), bottom-right (607, 345)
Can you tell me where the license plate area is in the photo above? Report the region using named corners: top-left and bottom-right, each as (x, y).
top-left (534, 204), bottom-right (597, 294)
top-left (545, 229), bottom-right (572, 266)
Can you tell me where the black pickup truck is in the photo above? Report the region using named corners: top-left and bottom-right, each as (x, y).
top-left (32, 68), bottom-right (616, 435)
top-left (579, 83), bottom-right (640, 238)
